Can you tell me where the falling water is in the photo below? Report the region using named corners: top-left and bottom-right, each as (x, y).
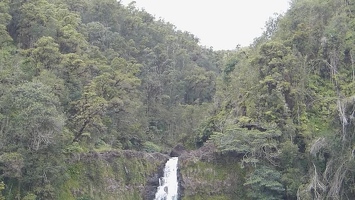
top-left (154, 157), bottom-right (179, 200)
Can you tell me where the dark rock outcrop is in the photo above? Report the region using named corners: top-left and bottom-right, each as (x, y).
top-left (170, 144), bottom-right (187, 157)
top-left (142, 152), bottom-right (170, 200)
top-left (143, 159), bottom-right (167, 200)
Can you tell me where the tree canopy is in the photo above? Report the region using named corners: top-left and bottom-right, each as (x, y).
top-left (0, 0), bottom-right (355, 199)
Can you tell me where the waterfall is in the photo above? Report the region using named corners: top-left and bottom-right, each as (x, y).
top-left (154, 157), bottom-right (179, 200)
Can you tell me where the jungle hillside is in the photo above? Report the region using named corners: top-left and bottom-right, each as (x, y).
top-left (1, 0), bottom-right (355, 199)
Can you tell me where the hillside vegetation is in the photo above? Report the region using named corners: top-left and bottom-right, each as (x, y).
top-left (1, 0), bottom-right (355, 199)
top-left (204, 0), bottom-right (355, 199)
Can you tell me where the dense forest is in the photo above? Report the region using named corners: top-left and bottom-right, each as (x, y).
top-left (1, 0), bottom-right (355, 199)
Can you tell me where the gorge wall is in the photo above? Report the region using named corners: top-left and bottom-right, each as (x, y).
top-left (178, 143), bottom-right (246, 200)
top-left (59, 151), bottom-right (169, 200)
top-left (59, 144), bottom-right (245, 200)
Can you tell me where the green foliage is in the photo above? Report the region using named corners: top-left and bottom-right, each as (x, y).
top-left (0, 0), bottom-right (222, 197)
top-left (29, 36), bottom-right (61, 71)
top-left (0, 0), bottom-right (12, 46)
top-left (15, 0), bottom-right (58, 48)
top-left (22, 193), bottom-right (37, 200)
top-left (0, 182), bottom-right (4, 200)
top-left (180, 156), bottom-right (247, 199)
top-left (3, 0), bottom-right (355, 198)
top-left (142, 141), bottom-right (161, 152)
top-left (183, 195), bottom-right (230, 200)
top-left (212, 127), bottom-right (281, 167)
top-left (70, 85), bottom-right (108, 142)
top-left (281, 168), bottom-right (303, 198)
top-left (2, 81), bottom-right (65, 152)
top-left (63, 142), bottom-right (85, 155)
top-left (200, 0), bottom-right (355, 199)
top-left (0, 153), bottom-right (24, 178)
top-left (244, 165), bottom-right (284, 200)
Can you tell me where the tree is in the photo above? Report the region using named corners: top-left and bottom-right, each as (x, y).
top-left (2, 81), bottom-right (65, 151)
top-left (0, 81), bottom-right (66, 199)
top-left (183, 66), bottom-right (216, 104)
top-left (23, 36), bottom-right (62, 76)
top-left (69, 85), bottom-right (107, 142)
top-left (212, 126), bottom-right (281, 167)
top-left (15, 0), bottom-right (57, 48)
top-left (0, 0), bottom-right (12, 46)
top-left (244, 165), bottom-right (285, 200)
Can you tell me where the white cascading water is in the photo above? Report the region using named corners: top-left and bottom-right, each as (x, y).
top-left (154, 157), bottom-right (179, 200)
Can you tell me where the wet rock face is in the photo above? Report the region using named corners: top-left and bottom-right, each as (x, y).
top-left (177, 165), bottom-right (182, 200)
top-left (143, 172), bottom-right (160, 199)
top-left (144, 144), bottom-right (188, 200)
top-left (170, 144), bottom-right (187, 157)
top-left (145, 145), bottom-right (186, 200)
top-left (143, 162), bottom-right (166, 200)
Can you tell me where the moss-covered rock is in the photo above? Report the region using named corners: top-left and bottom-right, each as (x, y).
top-left (58, 150), bottom-right (169, 200)
top-left (179, 143), bottom-right (247, 200)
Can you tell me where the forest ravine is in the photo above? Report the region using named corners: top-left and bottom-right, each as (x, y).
top-left (1, 0), bottom-right (355, 199)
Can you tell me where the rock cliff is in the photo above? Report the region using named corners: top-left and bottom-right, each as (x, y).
top-left (60, 150), bottom-right (169, 200)
top-left (178, 143), bottom-right (247, 200)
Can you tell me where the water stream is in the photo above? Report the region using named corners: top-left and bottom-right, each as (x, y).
top-left (154, 157), bottom-right (179, 200)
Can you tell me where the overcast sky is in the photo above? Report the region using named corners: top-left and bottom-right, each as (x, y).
top-left (120, 0), bottom-right (291, 50)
